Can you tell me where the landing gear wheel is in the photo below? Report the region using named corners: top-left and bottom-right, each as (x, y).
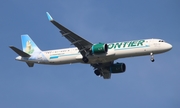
top-left (151, 58), bottom-right (155, 62)
top-left (94, 70), bottom-right (101, 76)
top-left (82, 57), bottom-right (89, 63)
top-left (150, 52), bottom-right (155, 62)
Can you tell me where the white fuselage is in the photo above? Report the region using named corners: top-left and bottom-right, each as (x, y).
top-left (16, 39), bottom-right (172, 64)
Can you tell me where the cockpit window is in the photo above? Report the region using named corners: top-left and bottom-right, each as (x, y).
top-left (159, 40), bottom-right (165, 42)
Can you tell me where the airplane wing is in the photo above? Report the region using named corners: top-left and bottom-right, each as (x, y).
top-left (46, 12), bottom-right (93, 56)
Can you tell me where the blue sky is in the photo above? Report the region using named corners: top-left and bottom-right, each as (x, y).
top-left (1, 0), bottom-right (180, 108)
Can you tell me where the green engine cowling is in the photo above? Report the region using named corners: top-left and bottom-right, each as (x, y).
top-left (91, 43), bottom-right (108, 54)
top-left (110, 63), bottom-right (126, 73)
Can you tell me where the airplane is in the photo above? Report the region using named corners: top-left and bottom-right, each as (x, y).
top-left (9, 12), bottom-right (172, 79)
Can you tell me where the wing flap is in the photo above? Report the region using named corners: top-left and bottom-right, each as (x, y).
top-left (102, 70), bottom-right (111, 79)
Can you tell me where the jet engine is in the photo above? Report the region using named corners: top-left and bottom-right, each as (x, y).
top-left (91, 43), bottom-right (108, 54)
top-left (110, 63), bottom-right (126, 73)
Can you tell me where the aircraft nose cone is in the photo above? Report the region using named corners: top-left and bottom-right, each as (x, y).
top-left (166, 43), bottom-right (172, 50)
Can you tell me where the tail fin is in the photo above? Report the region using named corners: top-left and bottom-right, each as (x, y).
top-left (21, 34), bottom-right (41, 55)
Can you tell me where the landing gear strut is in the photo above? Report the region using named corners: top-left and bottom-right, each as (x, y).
top-left (150, 52), bottom-right (155, 62)
top-left (82, 56), bottom-right (89, 63)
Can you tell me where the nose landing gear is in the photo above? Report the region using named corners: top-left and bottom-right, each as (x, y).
top-left (150, 52), bottom-right (155, 62)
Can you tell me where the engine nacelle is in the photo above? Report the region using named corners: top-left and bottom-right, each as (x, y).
top-left (91, 43), bottom-right (108, 54)
top-left (110, 63), bottom-right (126, 73)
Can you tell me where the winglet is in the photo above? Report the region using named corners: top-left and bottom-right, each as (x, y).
top-left (46, 12), bottom-right (53, 21)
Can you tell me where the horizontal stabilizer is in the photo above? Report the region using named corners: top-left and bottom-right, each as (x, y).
top-left (9, 46), bottom-right (30, 57)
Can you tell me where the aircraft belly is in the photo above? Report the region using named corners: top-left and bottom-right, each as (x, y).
top-left (89, 57), bottom-right (115, 64)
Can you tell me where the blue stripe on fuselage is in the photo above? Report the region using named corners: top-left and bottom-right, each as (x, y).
top-left (50, 56), bottom-right (59, 59)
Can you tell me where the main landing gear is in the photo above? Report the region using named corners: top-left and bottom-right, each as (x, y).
top-left (82, 56), bottom-right (89, 63)
top-left (150, 52), bottom-right (155, 62)
top-left (94, 69), bottom-right (101, 76)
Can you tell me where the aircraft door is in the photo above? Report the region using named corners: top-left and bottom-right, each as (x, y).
top-left (153, 40), bottom-right (160, 48)
top-left (144, 40), bottom-right (151, 52)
